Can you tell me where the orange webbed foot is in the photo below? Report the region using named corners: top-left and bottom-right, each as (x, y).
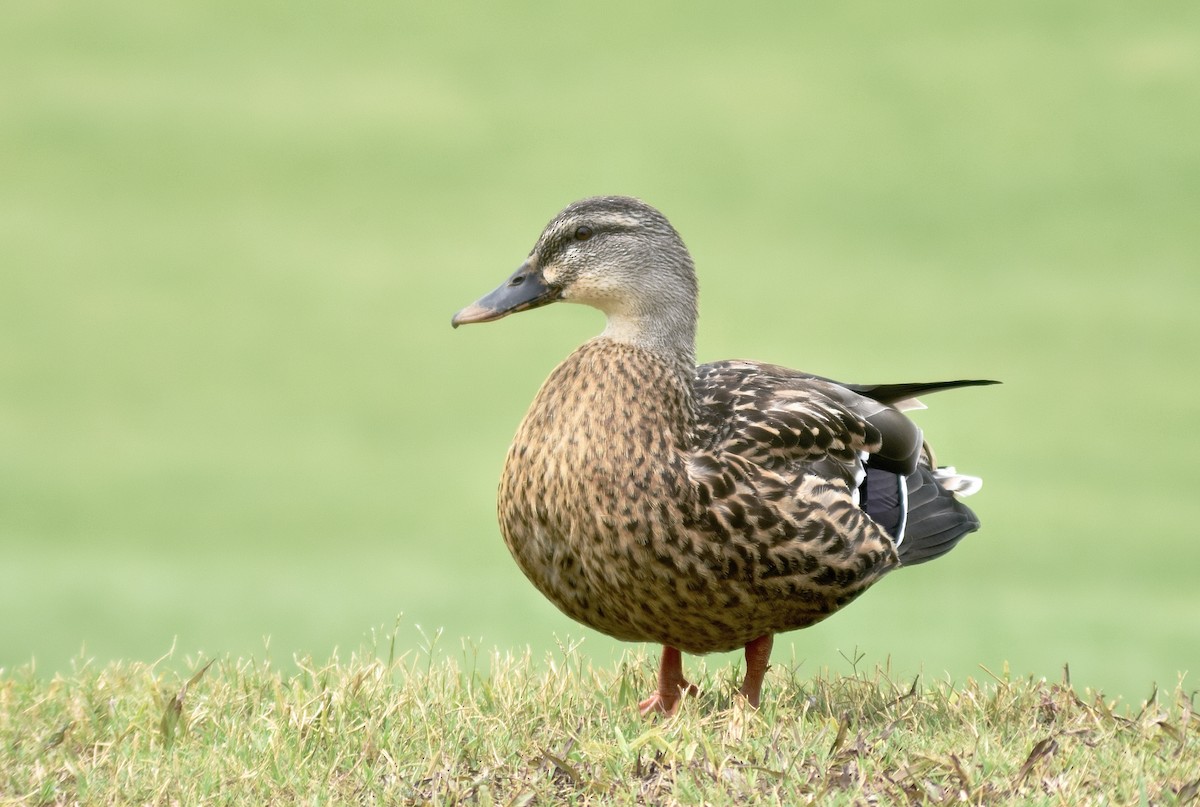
top-left (638, 679), bottom-right (699, 717)
top-left (639, 646), bottom-right (698, 718)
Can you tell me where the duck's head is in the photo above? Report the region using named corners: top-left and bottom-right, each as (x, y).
top-left (452, 196), bottom-right (698, 353)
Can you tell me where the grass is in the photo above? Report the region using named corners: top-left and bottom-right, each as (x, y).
top-left (3, 636), bottom-right (1198, 805)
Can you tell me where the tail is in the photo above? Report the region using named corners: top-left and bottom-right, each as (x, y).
top-left (844, 379), bottom-right (1000, 409)
top-left (862, 465), bottom-right (982, 566)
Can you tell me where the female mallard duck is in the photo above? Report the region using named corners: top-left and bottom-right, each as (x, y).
top-left (452, 196), bottom-right (994, 715)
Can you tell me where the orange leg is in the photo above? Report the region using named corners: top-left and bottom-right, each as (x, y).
top-left (738, 634), bottom-right (774, 708)
top-left (638, 646), bottom-right (698, 717)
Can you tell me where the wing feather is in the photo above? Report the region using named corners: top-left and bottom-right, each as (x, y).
top-left (694, 360), bottom-right (883, 489)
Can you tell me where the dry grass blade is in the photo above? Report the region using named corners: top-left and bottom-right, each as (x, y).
top-left (949, 753), bottom-right (971, 791)
top-left (540, 729), bottom-right (583, 786)
top-left (540, 751), bottom-right (583, 786)
top-left (1179, 690), bottom-right (1195, 757)
top-left (159, 658), bottom-right (216, 749)
top-left (1015, 736), bottom-right (1059, 783)
top-left (829, 712), bottom-right (852, 756)
top-left (43, 720), bottom-right (73, 751)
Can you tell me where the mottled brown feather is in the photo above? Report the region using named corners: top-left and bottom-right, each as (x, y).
top-left (498, 339), bottom-right (899, 654)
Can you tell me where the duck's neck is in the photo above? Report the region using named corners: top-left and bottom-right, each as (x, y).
top-left (598, 308), bottom-right (697, 383)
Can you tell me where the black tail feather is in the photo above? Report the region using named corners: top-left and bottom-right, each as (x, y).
top-left (862, 465), bottom-right (981, 567)
top-left (845, 379), bottom-right (999, 406)
top-left (897, 466), bottom-right (980, 566)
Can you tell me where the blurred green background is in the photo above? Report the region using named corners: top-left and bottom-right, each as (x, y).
top-left (2, 1), bottom-right (1197, 701)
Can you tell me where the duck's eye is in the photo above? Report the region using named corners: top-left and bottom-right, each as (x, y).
top-left (573, 225), bottom-right (593, 241)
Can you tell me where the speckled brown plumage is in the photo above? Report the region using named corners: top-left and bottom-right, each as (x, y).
top-left (500, 338), bottom-right (897, 654)
top-left (453, 195), bottom-right (994, 714)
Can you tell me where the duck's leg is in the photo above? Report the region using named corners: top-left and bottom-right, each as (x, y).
top-left (737, 634), bottom-right (774, 708)
top-left (638, 646), bottom-right (698, 716)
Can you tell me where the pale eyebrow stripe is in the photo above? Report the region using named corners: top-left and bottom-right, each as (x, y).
top-left (551, 212), bottom-right (640, 242)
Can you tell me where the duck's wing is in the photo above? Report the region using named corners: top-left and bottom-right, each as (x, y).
top-left (693, 360), bottom-right (990, 568)
top-left (685, 361), bottom-right (899, 604)
top-left (696, 362), bottom-right (997, 477)
top-left (693, 360), bottom-right (884, 489)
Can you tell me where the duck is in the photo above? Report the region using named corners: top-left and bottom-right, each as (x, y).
top-left (452, 196), bottom-right (995, 715)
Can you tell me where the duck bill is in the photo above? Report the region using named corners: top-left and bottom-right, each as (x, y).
top-left (451, 262), bottom-right (561, 328)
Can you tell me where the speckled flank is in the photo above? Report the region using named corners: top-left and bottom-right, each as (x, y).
top-left (498, 338), bottom-right (899, 654)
